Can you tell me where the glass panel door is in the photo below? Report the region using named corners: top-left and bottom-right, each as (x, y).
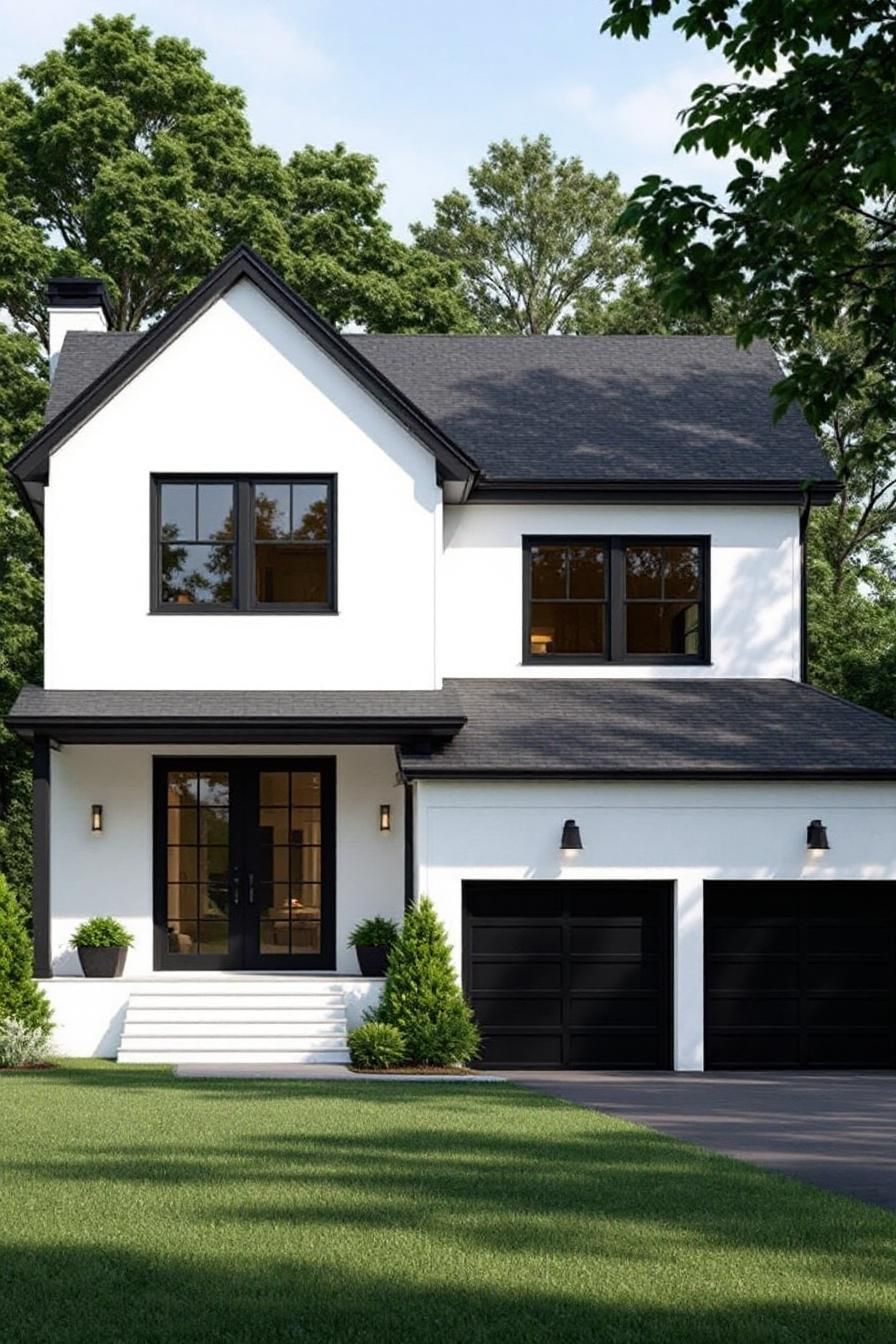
top-left (163, 768), bottom-right (233, 963)
top-left (154, 758), bottom-right (336, 970)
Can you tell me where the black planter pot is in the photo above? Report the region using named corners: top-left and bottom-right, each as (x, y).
top-left (355, 944), bottom-right (389, 977)
top-left (78, 946), bottom-right (128, 978)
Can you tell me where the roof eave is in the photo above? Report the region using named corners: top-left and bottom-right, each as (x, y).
top-left (467, 478), bottom-right (842, 505)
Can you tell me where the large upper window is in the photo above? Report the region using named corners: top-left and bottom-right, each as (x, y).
top-left (153, 477), bottom-right (335, 612)
top-left (524, 536), bottom-right (707, 662)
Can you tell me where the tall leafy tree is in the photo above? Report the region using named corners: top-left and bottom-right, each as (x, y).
top-left (412, 134), bottom-right (634, 333)
top-left (603, 1), bottom-right (896, 461)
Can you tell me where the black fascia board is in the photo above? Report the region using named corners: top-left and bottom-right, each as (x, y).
top-left (399, 764), bottom-right (896, 782)
top-left (7, 713), bottom-right (467, 747)
top-left (9, 245), bottom-right (478, 509)
top-left (467, 478), bottom-right (842, 506)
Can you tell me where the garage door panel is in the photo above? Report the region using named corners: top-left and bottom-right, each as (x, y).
top-left (705, 882), bottom-right (896, 1070)
top-left (464, 881), bottom-right (671, 1069)
top-left (470, 960), bottom-right (563, 992)
top-left (705, 923), bottom-right (799, 955)
top-left (706, 960), bottom-right (801, 994)
top-left (472, 925), bottom-right (563, 955)
top-left (473, 996), bottom-right (563, 1028)
top-left (479, 1033), bottom-right (564, 1066)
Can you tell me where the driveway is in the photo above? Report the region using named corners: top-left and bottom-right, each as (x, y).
top-left (512, 1071), bottom-right (896, 1211)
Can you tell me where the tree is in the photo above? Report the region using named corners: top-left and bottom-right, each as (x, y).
top-left (375, 897), bottom-right (480, 1066)
top-left (603, 2), bottom-right (896, 460)
top-left (412, 134), bottom-right (634, 333)
top-left (0, 328), bottom-right (46, 913)
top-left (805, 329), bottom-right (896, 718)
top-left (0, 15), bottom-right (465, 342)
top-left (573, 263), bottom-right (736, 334)
top-left (0, 871), bottom-right (52, 1032)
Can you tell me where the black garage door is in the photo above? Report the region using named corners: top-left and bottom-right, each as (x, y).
top-left (705, 882), bottom-right (896, 1069)
top-left (463, 881), bottom-right (672, 1069)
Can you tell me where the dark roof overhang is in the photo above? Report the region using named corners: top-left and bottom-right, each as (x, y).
top-left (7, 687), bottom-right (466, 748)
top-left (467, 479), bottom-right (842, 506)
top-left (9, 245), bottom-right (479, 530)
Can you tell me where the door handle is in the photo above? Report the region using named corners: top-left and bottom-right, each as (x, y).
top-left (247, 872), bottom-right (255, 905)
top-left (230, 866), bottom-right (240, 906)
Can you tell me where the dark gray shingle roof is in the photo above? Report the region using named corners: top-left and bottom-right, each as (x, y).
top-left (46, 332), bottom-right (143, 422)
top-left (399, 679), bottom-right (896, 778)
top-left (347, 335), bottom-right (833, 483)
top-left (47, 328), bottom-right (834, 485)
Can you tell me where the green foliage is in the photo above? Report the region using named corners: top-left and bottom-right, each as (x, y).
top-left (0, 327), bottom-right (45, 913)
top-left (602, 2), bottom-right (896, 461)
top-left (70, 916), bottom-right (134, 949)
top-left (0, 1015), bottom-right (50, 1067)
top-left (347, 1021), bottom-right (407, 1069)
top-left (573, 264), bottom-right (736, 335)
top-left (347, 916), bottom-right (400, 949)
top-left (376, 897), bottom-right (480, 1066)
top-left (0, 872), bottom-right (52, 1032)
top-left (413, 134), bottom-right (634, 334)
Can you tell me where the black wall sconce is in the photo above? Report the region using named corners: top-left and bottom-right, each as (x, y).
top-left (379, 804), bottom-right (392, 833)
top-left (90, 804), bottom-right (104, 833)
top-left (806, 819), bottom-right (829, 851)
top-left (560, 818), bottom-right (583, 853)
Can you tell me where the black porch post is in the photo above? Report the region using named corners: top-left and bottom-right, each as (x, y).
top-left (403, 782), bottom-right (415, 912)
top-left (31, 734), bottom-right (52, 978)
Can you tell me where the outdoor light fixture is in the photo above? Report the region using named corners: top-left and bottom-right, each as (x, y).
top-left (90, 804), bottom-right (103, 834)
top-left (560, 818), bottom-right (583, 853)
top-left (806, 819), bottom-right (829, 851)
top-left (379, 804), bottom-right (392, 833)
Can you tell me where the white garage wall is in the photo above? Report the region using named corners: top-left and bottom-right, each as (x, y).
top-left (440, 503), bottom-right (801, 680)
top-left (414, 778), bottom-right (896, 1070)
top-left (48, 743), bottom-right (406, 977)
top-left (44, 279), bottom-right (442, 690)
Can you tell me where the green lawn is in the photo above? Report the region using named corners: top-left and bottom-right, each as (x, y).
top-left (1, 1063), bottom-right (895, 1343)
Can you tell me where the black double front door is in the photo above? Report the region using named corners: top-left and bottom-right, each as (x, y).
top-left (153, 757), bottom-right (336, 970)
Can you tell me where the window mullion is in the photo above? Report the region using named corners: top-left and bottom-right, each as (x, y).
top-left (609, 539), bottom-right (624, 661)
top-left (237, 481), bottom-right (252, 610)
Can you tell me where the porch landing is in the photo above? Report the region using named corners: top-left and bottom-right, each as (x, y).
top-left (40, 973), bottom-right (384, 1061)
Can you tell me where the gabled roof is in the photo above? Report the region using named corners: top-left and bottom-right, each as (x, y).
top-left (398, 679), bottom-right (896, 779)
top-left (16, 243), bottom-right (840, 524)
top-left (10, 245), bottom-right (478, 525)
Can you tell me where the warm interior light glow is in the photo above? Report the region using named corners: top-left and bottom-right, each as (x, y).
top-left (379, 804), bottom-right (391, 833)
top-left (90, 804), bottom-right (103, 833)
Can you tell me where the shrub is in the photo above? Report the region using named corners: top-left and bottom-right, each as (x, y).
top-left (0, 1016), bottom-right (51, 1068)
top-left (0, 873), bottom-right (52, 1034)
top-left (376, 896), bottom-right (480, 1066)
top-left (70, 916), bottom-right (134, 949)
top-left (347, 917), bottom-right (400, 948)
top-left (347, 1022), bottom-right (407, 1069)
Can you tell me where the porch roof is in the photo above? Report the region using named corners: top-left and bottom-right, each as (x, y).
top-left (6, 685), bottom-right (465, 747)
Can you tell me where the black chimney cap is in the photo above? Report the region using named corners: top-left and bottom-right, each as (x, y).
top-left (47, 277), bottom-right (113, 327)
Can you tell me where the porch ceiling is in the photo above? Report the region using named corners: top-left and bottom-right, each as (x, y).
top-left (5, 685), bottom-right (465, 747)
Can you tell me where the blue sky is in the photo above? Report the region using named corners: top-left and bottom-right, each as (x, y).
top-left (0, 1), bottom-right (733, 235)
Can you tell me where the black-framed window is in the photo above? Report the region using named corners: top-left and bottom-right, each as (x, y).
top-left (523, 536), bottom-right (708, 663)
top-left (153, 476), bottom-right (335, 612)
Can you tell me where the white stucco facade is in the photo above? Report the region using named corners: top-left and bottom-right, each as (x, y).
top-left (414, 779), bottom-right (896, 1070)
top-left (47, 742), bottom-right (405, 977)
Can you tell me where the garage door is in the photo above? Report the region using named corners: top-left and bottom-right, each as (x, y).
top-left (463, 881), bottom-right (672, 1069)
top-left (705, 882), bottom-right (896, 1069)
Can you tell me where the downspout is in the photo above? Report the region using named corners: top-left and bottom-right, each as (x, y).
top-left (799, 491), bottom-right (810, 683)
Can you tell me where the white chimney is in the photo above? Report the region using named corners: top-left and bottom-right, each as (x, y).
top-left (47, 278), bottom-right (112, 379)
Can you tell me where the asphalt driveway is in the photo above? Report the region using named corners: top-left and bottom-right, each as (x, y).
top-left (512, 1071), bottom-right (896, 1211)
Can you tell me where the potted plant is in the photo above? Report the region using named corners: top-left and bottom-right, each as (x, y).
top-left (70, 916), bottom-right (134, 978)
top-left (347, 916), bottom-right (399, 977)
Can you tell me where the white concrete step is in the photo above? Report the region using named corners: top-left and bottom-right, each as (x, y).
top-left (125, 994), bottom-right (344, 1012)
top-left (119, 1033), bottom-right (347, 1052)
top-left (125, 980), bottom-right (346, 996)
top-left (118, 1048), bottom-right (351, 1064)
top-left (125, 1006), bottom-right (347, 1024)
top-left (122, 1022), bottom-right (346, 1040)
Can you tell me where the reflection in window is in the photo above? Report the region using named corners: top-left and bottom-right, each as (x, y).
top-left (159, 483), bottom-right (235, 606)
top-left (624, 544), bottom-right (702, 655)
top-left (254, 482), bottom-right (330, 605)
top-left (528, 544), bottom-right (606, 657)
top-left (165, 770), bottom-right (231, 956)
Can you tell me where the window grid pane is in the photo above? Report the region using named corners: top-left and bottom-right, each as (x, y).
top-left (623, 543), bottom-right (703, 658)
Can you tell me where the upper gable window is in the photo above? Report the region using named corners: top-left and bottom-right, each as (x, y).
top-left (524, 536), bottom-right (707, 663)
top-left (153, 476), bottom-right (335, 612)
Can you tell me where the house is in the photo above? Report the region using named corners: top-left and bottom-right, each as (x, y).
top-left (7, 245), bottom-right (896, 1070)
